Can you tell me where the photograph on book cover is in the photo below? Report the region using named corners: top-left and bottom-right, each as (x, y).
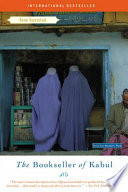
top-left (0, 6), bottom-right (128, 191)
top-left (0, 12), bottom-right (128, 155)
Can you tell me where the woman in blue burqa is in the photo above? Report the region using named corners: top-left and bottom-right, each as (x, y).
top-left (31, 67), bottom-right (61, 152)
top-left (58, 65), bottom-right (95, 151)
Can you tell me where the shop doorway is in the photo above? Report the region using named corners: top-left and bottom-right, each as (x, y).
top-left (0, 48), bottom-right (111, 152)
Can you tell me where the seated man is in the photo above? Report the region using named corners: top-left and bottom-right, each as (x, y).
top-left (107, 89), bottom-right (128, 137)
top-left (102, 89), bottom-right (128, 155)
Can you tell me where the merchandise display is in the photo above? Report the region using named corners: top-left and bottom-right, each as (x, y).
top-left (14, 110), bottom-right (32, 126)
top-left (10, 106), bottom-right (34, 147)
top-left (11, 64), bottom-right (36, 147)
top-left (13, 65), bottom-right (36, 106)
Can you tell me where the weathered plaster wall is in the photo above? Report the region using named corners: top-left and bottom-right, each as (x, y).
top-left (0, 31), bottom-right (128, 105)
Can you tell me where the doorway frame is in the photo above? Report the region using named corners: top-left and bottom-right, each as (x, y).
top-left (0, 45), bottom-right (112, 152)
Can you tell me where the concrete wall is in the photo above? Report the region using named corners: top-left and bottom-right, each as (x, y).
top-left (0, 31), bottom-right (128, 105)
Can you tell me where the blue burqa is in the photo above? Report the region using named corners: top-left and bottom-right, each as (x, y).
top-left (31, 73), bottom-right (61, 152)
top-left (58, 71), bottom-right (95, 151)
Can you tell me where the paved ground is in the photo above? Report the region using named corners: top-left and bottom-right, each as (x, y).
top-left (0, 150), bottom-right (102, 155)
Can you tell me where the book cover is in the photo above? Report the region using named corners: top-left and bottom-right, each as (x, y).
top-left (0, 1), bottom-right (128, 192)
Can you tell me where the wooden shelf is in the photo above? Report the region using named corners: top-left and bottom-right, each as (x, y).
top-left (14, 125), bottom-right (32, 128)
top-left (13, 141), bottom-right (34, 145)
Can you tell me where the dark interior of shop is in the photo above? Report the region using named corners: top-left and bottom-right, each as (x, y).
top-left (17, 50), bottom-right (104, 106)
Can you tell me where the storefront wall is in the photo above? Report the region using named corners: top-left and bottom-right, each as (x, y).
top-left (0, 31), bottom-right (127, 103)
top-left (0, 31), bottom-right (128, 150)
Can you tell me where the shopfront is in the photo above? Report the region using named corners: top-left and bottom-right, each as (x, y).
top-left (0, 30), bottom-right (128, 152)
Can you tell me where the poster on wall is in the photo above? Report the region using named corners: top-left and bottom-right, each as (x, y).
top-left (0, 0), bottom-right (128, 192)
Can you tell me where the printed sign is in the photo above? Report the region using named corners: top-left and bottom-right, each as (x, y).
top-left (33, 12), bottom-right (104, 25)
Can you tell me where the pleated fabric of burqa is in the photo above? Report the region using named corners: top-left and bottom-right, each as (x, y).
top-left (58, 71), bottom-right (95, 151)
top-left (31, 73), bottom-right (61, 152)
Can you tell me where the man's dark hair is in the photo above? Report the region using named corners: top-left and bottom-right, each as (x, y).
top-left (123, 89), bottom-right (128, 95)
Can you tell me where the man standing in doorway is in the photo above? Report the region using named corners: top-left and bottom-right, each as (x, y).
top-left (107, 89), bottom-right (128, 137)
